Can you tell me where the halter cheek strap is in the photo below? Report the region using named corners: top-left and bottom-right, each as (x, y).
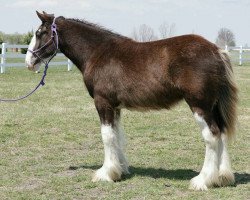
top-left (29, 17), bottom-right (59, 58)
top-left (0, 17), bottom-right (59, 102)
top-left (51, 17), bottom-right (59, 49)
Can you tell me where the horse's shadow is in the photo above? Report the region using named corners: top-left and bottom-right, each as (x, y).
top-left (68, 165), bottom-right (250, 185)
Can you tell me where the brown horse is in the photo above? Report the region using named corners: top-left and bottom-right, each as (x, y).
top-left (26, 11), bottom-right (238, 190)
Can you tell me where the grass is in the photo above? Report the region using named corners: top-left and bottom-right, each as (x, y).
top-left (0, 65), bottom-right (249, 200)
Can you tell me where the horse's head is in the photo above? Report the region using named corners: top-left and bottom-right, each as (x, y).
top-left (26, 11), bottom-right (58, 71)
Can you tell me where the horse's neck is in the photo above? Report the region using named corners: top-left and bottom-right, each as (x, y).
top-left (58, 20), bottom-right (119, 72)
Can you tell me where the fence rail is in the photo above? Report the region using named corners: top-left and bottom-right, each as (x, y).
top-left (225, 45), bottom-right (250, 66)
top-left (0, 43), bottom-right (73, 73)
top-left (1, 43), bottom-right (250, 74)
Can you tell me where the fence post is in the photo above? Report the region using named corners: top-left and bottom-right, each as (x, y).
top-left (67, 59), bottom-right (73, 71)
top-left (225, 45), bottom-right (228, 52)
top-left (1, 43), bottom-right (6, 73)
top-left (239, 45), bottom-right (243, 66)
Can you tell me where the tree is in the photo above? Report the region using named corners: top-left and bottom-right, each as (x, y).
top-left (21, 31), bottom-right (33, 54)
top-left (5, 32), bottom-right (23, 44)
top-left (159, 22), bottom-right (176, 39)
top-left (131, 22), bottom-right (176, 42)
top-left (215, 28), bottom-right (236, 48)
top-left (131, 24), bottom-right (158, 42)
top-left (4, 32), bottom-right (24, 52)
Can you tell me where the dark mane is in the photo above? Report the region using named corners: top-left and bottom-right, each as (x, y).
top-left (66, 18), bottom-right (128, 39)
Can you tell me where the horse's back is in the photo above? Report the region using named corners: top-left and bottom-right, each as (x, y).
top-left (88, 34), bottom-right (225, 110)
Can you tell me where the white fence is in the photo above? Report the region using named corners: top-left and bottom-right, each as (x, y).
top-left (0, 43), bottom-right (73, 73)
top-left (225, 45), bottom-right (250, 66)
top-left (1, 43), bottom-right (250, 74)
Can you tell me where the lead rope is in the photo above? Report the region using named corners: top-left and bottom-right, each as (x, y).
top-left (0, 17), bottom-right (58, 102)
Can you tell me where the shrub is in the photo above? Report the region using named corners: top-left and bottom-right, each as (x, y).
top-left (21, 31), bottom-right (33, 54)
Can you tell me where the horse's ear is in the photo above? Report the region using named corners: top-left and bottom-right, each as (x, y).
top-left (36, 11), bottom-right (54, 23)
top-left (36, 11), bottom-right (46, 22)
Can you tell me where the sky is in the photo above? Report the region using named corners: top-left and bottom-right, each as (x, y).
top-left (0, 0), bottom-right (249, 46)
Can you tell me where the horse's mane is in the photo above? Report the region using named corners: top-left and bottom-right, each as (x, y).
top-left (66, 18), bottom-right (128, 39)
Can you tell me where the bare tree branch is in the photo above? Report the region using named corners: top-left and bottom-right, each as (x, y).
top-left (131, 22), bottom-right (176, 42)
top-left (216, 28), bottom-right (236, 47)
top-left (159, 22), bottom-right (176, 39)
top-left (131, 24), bottom-right (158, 42)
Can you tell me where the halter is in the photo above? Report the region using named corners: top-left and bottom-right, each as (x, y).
top-left (0, 17), bottom-right (58, 102)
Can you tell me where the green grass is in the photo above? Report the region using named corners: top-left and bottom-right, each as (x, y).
top-left (0, 65), bottom-right (249, 200)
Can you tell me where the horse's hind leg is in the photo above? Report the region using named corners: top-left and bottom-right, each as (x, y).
top-left (189, 107), bottom-right (220, 190)
top-left (218, 133), bottom-right (235, 186)
top-left (92, 96), bottom-right (128, 182)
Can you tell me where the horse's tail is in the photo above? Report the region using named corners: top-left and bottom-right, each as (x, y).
top-left (217, 50), bottom-right (238, 139)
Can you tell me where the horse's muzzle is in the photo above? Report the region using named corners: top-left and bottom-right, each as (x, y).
top-left (26, 62), bottom-right (41, 72)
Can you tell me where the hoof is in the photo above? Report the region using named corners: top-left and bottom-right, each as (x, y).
top-left (92, 166), bottom-right (121, 182)
top-left (121, 164), bottom-right (130, 175)
top-left (219, 169), bottom-right (235, 186)
top-left (189, 175), bottom-right (208, 191)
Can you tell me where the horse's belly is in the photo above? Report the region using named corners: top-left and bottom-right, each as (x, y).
top-left (117, 85), bottom-right (183, 110)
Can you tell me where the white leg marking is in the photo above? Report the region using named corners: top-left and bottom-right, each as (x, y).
top-left (218, 134), bottom-right (235, 186)
top-left (114, 114), bottom-right (129, 174)
top-left (190, 113), bottom-right (219, 190)
top-left (92, 124), bottom-right (123, 182)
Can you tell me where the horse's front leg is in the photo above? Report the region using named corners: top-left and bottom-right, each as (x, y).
top-left (92, 96), bottom-right (128, 182)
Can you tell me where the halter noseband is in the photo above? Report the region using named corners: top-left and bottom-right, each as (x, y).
top-left (0, 17), bottom-right (59, 102)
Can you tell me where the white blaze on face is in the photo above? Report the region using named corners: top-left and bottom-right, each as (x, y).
top-left (25, 34), bottom-right (36, 68)
top-left (25, 34), bottom-right (42, 72)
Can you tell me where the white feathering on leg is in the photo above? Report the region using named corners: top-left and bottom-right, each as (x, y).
top-left (114, 117), bottom-right (129, 174)
top-left (92, 124), bottom-right (122, 182)
top-left (190, 113), bottom-right (220, 190)
top-left (218, 133), bottom-right (235, 186)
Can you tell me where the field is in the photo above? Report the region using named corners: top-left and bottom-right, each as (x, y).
top-left (0, 64), bottom-right (249, 200)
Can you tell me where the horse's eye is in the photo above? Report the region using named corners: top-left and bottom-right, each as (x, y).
top-left (36, 29), bottom-right (43, 37)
